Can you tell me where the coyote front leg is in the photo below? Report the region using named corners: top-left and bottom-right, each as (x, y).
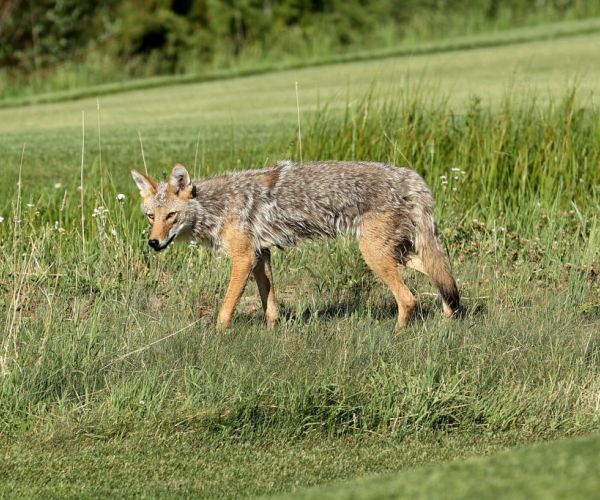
top-left (253, 249), bottom-right (280, 328)
top-left (217, 226), bottom-right (257, 329)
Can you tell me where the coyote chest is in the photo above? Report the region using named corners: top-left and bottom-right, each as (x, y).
top-left (132, 160), bottom-right (459, 329)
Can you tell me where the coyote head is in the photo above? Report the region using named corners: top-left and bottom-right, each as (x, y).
top-left (131, 164), bottom-right (197, 251)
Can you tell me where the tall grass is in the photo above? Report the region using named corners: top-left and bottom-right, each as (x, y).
top-left (0, 91), bottom-right (598, 443)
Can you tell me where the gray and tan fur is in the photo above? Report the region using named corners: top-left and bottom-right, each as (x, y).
top-left (132, 160), bottom-right (459, 329)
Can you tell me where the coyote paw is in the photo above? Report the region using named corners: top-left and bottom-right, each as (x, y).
top-left (216, 315), bottom-right (231, 331)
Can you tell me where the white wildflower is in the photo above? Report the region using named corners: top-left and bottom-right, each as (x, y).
top-left (117, 193), bottom-right (126, 202)
top-left (0, 216), bottom-right (4, 223)
top-left (110, 229), bottom-right (117, 236)
top-left (54, 183), bottom-right (62, 189)
top-left (92, 206), bottom-right (109, 218)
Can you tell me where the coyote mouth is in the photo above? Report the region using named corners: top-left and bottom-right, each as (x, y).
top-left (153, 234), bottom-right (176, 252)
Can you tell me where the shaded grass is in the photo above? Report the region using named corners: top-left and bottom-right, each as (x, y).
top-left (285, 433), bottom-right (600, 499)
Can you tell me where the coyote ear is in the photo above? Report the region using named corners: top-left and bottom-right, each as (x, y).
top-left (170, 164), bottom-right (191, 194)
top-left (131, 170), bottom-right (157, 197)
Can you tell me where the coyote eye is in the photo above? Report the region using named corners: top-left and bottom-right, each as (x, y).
top-left (166, 212), bottom-right (178, 220)
top-left (146, 213), bottom-right (154, 221)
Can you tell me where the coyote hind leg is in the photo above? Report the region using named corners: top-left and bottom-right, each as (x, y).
top-left (406, 253), bottom-right (458, 319)
top-left (359, 217), bottom-right (416, 327)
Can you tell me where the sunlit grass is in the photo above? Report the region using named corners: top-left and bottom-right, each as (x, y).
top-left (0, 90), bottom-right (598, 447)
top-left (2, 26), bottom-right (600, 135)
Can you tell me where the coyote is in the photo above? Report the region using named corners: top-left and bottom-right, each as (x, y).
top-left (131, 161), bottom-right (459, 329)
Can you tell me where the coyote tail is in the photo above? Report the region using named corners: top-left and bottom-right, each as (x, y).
top-left (414, 212), bottom-right (460, 314)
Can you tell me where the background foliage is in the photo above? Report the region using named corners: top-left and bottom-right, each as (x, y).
top-left (1, 0), bottom-right (599, 90)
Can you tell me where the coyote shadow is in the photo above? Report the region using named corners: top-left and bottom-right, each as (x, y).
top-left (279, 293), bottom-right (487, 324)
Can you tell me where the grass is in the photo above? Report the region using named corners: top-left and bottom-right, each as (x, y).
top-left (286, 433), bottom-right (600, 499)
top-left (2, 27), bottom-right (600, 141)
top-left (0, 433), bottom-right (518, 498)
top-left (0, 21), bottom-right (599, 497)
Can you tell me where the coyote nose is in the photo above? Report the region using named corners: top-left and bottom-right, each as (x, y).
top-left (148, 239), bottom-right (160, 250)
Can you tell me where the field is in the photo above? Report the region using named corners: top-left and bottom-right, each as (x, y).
top-left (1, 20), bottom-right (599, 497)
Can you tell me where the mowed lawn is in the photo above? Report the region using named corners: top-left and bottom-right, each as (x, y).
top-left (0, 21), bottom-right (599, 499)
top-left (1, 29), bottom-right (600, 136)
top-left (286, 434), bottom-right (600, 500)
top-left (2, 434), bottom-right (598, 498)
